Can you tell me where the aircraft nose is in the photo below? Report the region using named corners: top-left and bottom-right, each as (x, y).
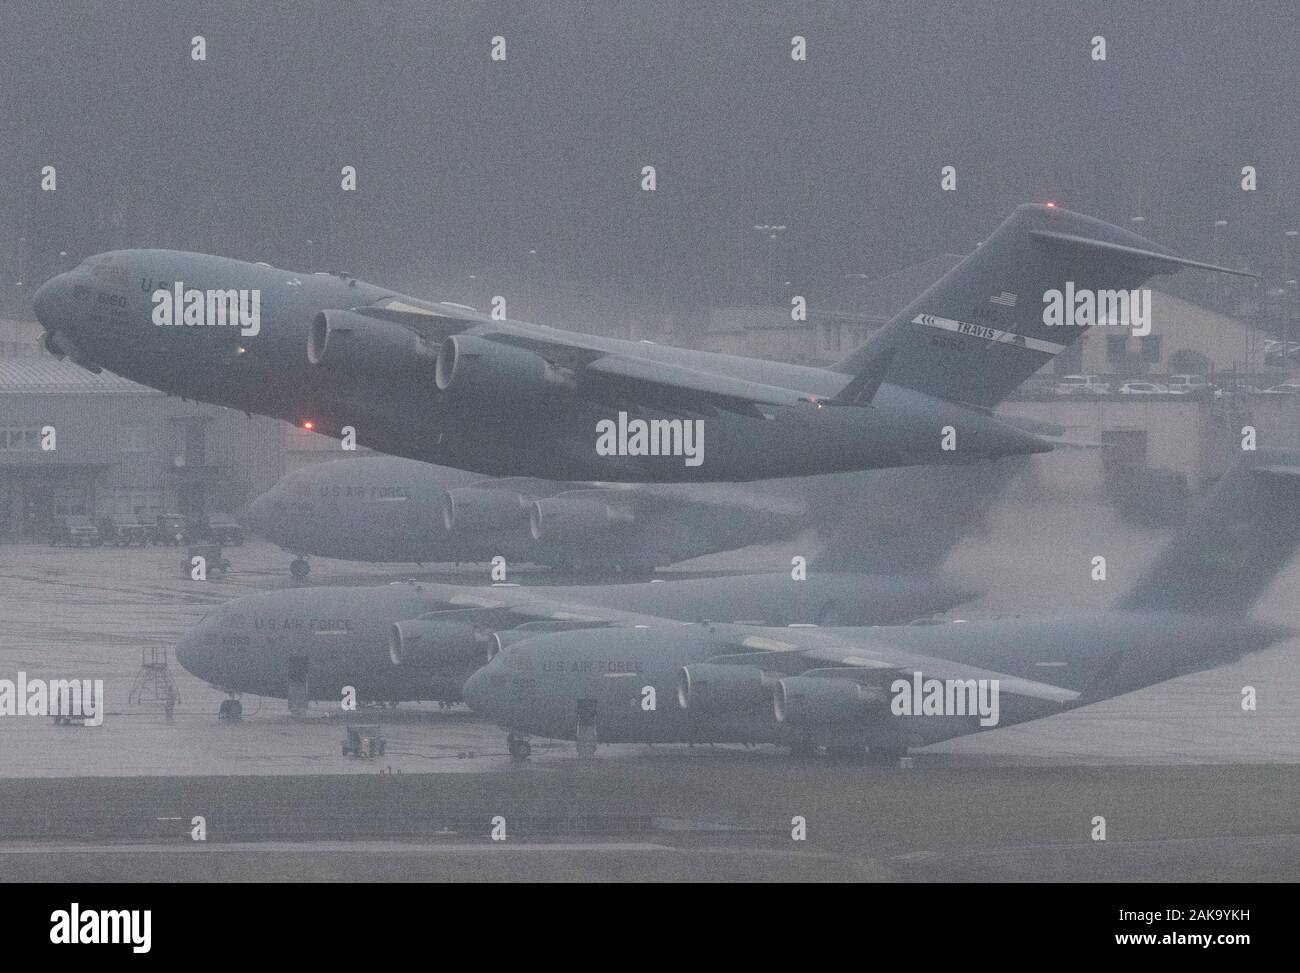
top-left (175, 616), bottom-right (214, 678)
top-left (461, 665), bottom-right (493, 714)
top-left (244, 491), bottom-right (274, 537)
top-left (174, 628), bottom-right (198, 674)
top-left (32, 274), bottom-right (67, 329)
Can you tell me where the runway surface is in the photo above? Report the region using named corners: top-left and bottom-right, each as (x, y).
top-left (1, 493), bottom-right (1296, 778)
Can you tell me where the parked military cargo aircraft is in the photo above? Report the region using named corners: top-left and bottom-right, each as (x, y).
top-left (244, 455), bottom-right (808, 577)
top-left (464, 449), bottom-right (1300, 759)
top-left (174, 460), bottom-right (1028, 716)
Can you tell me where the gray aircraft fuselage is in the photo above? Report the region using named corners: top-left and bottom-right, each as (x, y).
top-left (461, 612), bottom-right (1288, 750)
top-left (32, 249), bottom-right (1045, 483)
top-left (175, 573), bottom-right (977, 704)
top-left (244, 455), bottom-right (806, 571)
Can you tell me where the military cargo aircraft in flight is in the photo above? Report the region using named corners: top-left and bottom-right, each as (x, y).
top-left (244, 454), bottom-right (808, 578)
top-left (463, 449), bottom-right (1300, 759)
top-left (32, 205), bottom-right (1254, 482)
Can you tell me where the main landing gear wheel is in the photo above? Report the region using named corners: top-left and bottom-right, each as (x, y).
top-left (289, 557), bottom-right (310, 579)
top-left (868, 746), bottom-right (908, 764)
top-left (507, 733), bottom-right (532, 759)
top-left (218, 698), bottom-right (243, 722)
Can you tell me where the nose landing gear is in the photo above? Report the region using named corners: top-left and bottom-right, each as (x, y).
top-left (218, 697), bottom-right (243, 722)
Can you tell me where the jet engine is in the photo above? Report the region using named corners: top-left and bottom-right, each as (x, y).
top-left (388, 618), bottom-right (490, 668)
top-left (434, 334), bottom-right (577, 401)
top-left (442, 487), bottom-right (531, 531)
top-left (773, 677), bottom-right (888, 725)
top-left (677, 663), bottom-right (775, 715)
top-left (488, 621), bottom-right (614, 662)
top-left (308, 310), bottom-right (436, 378)
top-left (529, 498), bottom-right (634, 541)
top-left (488, 628), bottom-right (536, 662)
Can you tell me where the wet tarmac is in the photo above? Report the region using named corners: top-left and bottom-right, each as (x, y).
top-left (1, 487), bottom-right (1297, 880)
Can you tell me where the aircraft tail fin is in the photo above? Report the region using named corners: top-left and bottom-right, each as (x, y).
top-left (811, 459), bottom-right (1030, 574)
top-left (833, 204), bottom-right (1258, 408)
top-left (1116, 448), bottom-right (1300, 616)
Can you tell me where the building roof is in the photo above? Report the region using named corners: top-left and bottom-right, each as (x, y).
top-left (0, 357), bottom-right (157, 394)
top-left (815, 253), bottom-right (966, 323)
top-left (706, 307), bottom-right (794, 334)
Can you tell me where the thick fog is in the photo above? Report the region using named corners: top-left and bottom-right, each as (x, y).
top-left (2, 0), bottom-right (1297, 328)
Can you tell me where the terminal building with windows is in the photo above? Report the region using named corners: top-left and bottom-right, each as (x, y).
top-left (0, 357), bottom-right (290, 540)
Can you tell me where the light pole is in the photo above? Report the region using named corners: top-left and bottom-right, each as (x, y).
top-left (753, 224), bottom-right (786, 305)
top-left (1211, 220), bottom-right (1227, 305)
top-left (1285, 231), bottom-right (1298, 371)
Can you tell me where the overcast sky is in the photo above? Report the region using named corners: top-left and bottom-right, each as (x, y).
top-left (2, 0), bottom-right (1297, 327)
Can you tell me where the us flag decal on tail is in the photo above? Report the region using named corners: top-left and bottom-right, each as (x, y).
top-left (989, 291), bottom-right (1018, 307)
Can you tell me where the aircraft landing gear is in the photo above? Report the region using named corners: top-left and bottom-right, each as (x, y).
top-left (289, 557), bottom-right (310, 580)
top-left (867, 746), bottom-right (909, 765)
top-left (218, 698), bottom-right (243, 722)
top-left (507, 733), bottom-right (531, 760)
top-left (825, 745), bottom-right (867, 761)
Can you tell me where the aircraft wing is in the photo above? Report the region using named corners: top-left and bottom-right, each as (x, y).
top-left (478, 330), bottom-right (827, 417)
top-left (430, 589), bottom-right (685, 630)
top-left (705, 626), bottom-right (1080, 704)
top-left (542, 483), bottom-right (806, 518)
top-left (463, 476), bottom-right (572, 497)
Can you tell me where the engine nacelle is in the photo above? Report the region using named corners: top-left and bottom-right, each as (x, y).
top-left (530, 498), bottom-right (634, 541)
top-left (389, 618), bottom-right (490, 669)
top-left (773, 677), bottom-right (887, 726)
top-left (434, 333), bottom-right (576, 401)
top-left (308, 309), bottom-right (435, 378)
top-left (442, 487), bottom-right (530, 532)
top-left (677, 663), bottom-right (775, 715)
top-left (487, 628), bottom-right (539, 662)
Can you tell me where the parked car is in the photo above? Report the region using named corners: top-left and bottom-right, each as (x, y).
top-left (147, 513), bottom-right (190, 546)
top-left (189, 512), bottom-right (245, 546)
top-left (97, 514), bottom-right (148, 547)
top-left (1263, 340), bottom-right (1300, 368)
top-left (181, 543), bottom-right (231, 579)
top-left (1164, 374), bottom-right (1213, 395)
top-left (1053, 374), bottom-right (1111, 397)
top-left (1117, 381), bottom-right (1180, 396)
top-left (49, 515), bottom-right (101, 547)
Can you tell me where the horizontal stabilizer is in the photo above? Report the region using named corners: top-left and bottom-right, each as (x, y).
top-left (1028, 230), bottom-right (1262, 280)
